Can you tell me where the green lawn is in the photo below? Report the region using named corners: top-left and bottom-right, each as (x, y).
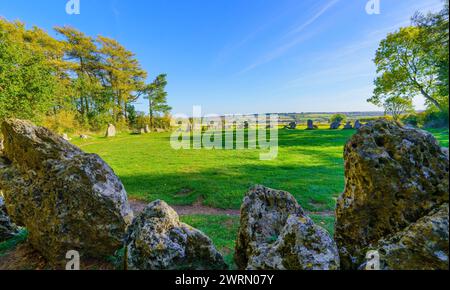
top-left (73, 127), bottom-right (355, 212)
top-left (427, 128), bottom-right (449, 147)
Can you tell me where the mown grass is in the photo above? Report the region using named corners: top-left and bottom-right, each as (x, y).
top-left (0, 229), bottom-right (28, 257)
top-left (427, 128), bottom-right (449, 147)
top-left (73, 127), bottom-right (355, 212)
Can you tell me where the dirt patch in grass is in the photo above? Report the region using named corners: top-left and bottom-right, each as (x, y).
top-left (129, 198), bottom-right (334, 217)
top-left (129, 198), bottom-right (241, 216)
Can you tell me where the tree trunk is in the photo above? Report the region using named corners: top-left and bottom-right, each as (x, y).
top-left (420, 87), bottom-right (444, 111)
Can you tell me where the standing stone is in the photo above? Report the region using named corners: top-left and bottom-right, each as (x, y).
top-left (0, 119), bottom-right (133, 265)
top-left (354, 120), bottom-right (362, 130)
top-left (144, 125), bottom-right (151, 133)
top-left (335, 120), bottom-right (449, 270)
top-left (285, 122), bottom-right (297, 130)
top-left (125, 200), bottom-right (228, 270)
top-left (330, 121), bottom-right (341, 130)
top-left (80, 134), bottom-right (89, 139)
top-left (306, 120), bottom-right (315, 130)
top-left (105, 124), bottom-right (116, 137)
top-left (235, 185), bottom-right (340, 270)
top-left (62, 134), bottom-right (71, 141)
top-left (0, 195), bottom-right (19, 242)
top-left (343, 121), bottom-right (353, 130)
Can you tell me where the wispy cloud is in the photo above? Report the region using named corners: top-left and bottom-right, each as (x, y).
top-left (239, 0), bottom-right (339, 74)
top-left (285, 0), bottom-right (340, 37)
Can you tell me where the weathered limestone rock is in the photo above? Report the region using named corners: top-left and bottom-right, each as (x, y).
top-left (335, 120), bottom-right (449, 270)
top-left (354, 120), bottom-right (362, 130)
top-left (0, 195), bottom-right (19, 242)
top-left (235, 185), bottom-right (339, 270)
top-left (330, 121), bottom-right (341, 130)
top-left (343, 122), bottom-right (353, 130)
top-left (125, 200), bottom-right (227, 270)
top-left (365, 203), bottom-right (449, 270)
top-left (0, 119), bottom-right (133, 265)
top-left (105, 124), bottom-right (116, 137)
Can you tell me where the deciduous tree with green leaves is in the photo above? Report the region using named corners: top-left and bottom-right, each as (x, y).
top-left (369, 26), bottom-right (444, 112)
top-left (0, 27), bottom-right (57, 121)
top-left (383, 96), bottom-right (414, 121)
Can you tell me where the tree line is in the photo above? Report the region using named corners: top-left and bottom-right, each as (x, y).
top-left (370, 1), bottom-right (449, 127)
top-left (0, 18), bottom-right (171, 132)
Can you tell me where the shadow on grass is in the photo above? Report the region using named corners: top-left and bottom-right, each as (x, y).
top-left (120, 162), bottom-right (344, 212)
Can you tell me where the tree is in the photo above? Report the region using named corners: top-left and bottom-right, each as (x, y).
top-left (55, 26), bottom-right (103, 123)
top-left (0, 30), bottom-right (57, 121)
top-left (383, 96), bottom-right (413, 120)
top-left (369, 26), bottom-right (445, 112)
top-left (330, 114), bottom-right (346, 124)
top-left (97, 36), bottom-right (147, 122)
top-left (143, 74), bottom-right (172, 129)
top-left (412, 1), bottom-right (449, 98)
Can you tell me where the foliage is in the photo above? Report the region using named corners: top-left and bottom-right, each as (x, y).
top-left (0, 27), bottom-right (58, 122)
top-left (369, 2), bottom-right (449, 123)
top-left (423, 109), bottom-right (449, 129)
top-left (383, 96), bottom-right (414, 120)
top-left (330, 114), bottom-right (346, 124)
top-left (412, 1), bottom-right (449, 98)
top-left (0, 18), bottom-right (171, 132)
top-left (143, 74), bottom-right (172, 129)
top-left (42, 110), bottom-right (79, 134)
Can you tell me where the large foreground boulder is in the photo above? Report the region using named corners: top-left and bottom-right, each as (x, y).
top-left (0, 119), bottom-right (133, 265)
top-left (0, 195), bottom-right (19, 242)
top-left (235, 185), bottom-right (339, 270)
top-left (335, 119), bottom-right (449, 270)
top-left (368, 203), bottom-right (449, 270)
top-left (125, 200), bottom-right (228, 270)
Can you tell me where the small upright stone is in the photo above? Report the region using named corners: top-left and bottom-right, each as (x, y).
top-left (285, 122), bottom-right (297, 130)
top-left (330, 121), bottom-right (341, 130)
top-left (306, 120), bottom-right (315, 130)
top-left (62, 134), bottom-right (71, 141)
top-left (144, 125), bottom-right (151, 133)
top-left (105, 124), bottom-right (116, 137)
top-left (343, 121), bottom-right (353, 130)
top-left (125, 200), bottom-right (228, 270)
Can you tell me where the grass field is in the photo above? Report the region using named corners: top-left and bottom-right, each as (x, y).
top-left (2, 126), bottom-right (448, 268)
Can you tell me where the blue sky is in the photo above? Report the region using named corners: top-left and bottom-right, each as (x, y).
top-left (0, 0), bottom-right (444, 115)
